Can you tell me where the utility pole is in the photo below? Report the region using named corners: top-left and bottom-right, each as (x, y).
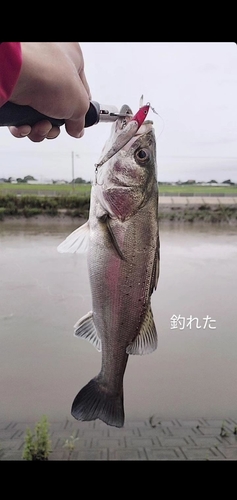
top-left (71, 151), bottom-right (75, 191)
top-left (71, 152), bottom-right (80, 191)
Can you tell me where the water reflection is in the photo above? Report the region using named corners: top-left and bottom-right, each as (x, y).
top-left (0, 221), bottom-right (237, 422)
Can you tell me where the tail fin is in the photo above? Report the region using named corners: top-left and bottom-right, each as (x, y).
top-left (71, 377), bottom-right (124, 428)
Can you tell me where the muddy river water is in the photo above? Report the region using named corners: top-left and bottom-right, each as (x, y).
top-left (0, 221), bottom-right (237, 422)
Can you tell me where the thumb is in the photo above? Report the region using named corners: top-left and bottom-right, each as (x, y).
top-left (64, 80), bottom-right (90, 138)
top-left (65, 116), bottom-right (86, 138)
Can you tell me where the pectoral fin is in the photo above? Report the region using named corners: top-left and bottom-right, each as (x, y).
top-left (126, 303), bottom-right (157, 355)
top-left (98, 213), bottom-right (125, 261)
top-left (74, 311), bottom-right (101, 352)
top-left (57, 221), bottom-right (90, 254)
top-left (150, 235), bottom-right (160, 294)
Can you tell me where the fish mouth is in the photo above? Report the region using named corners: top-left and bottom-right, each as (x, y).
top-left (133, 120), bottom-right (153, 135)
top-left (115, 105), bottom-right (133, 131)
top-left (120, 104), bottom-right (133, 116)
top-left (121, 121), bottom-right (154, 152)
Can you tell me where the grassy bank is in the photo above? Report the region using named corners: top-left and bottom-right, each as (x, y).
top-left (0, 192), bottom-right (237, 224)
top-left (1, 182), bottom-right (237, 197)
top-left (159, 203), bottom-right (237, 224)
top-left (0, 193), bottom-right (90, 220)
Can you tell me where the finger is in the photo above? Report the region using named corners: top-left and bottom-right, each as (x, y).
top-left (46, 127), bottom-right (61, 139)
top-left (9, 125), bottom-right (32, 138)
top-left (64, 75), bottom-right (91, 138)
top-left (16, 121), bottom-right (59, 143)
top-left (64, 116), bottom-right (85, 138)
top-left (27, 123), bottom-right (60, 142)
top-left (9, 120), bottom-right (55, 141)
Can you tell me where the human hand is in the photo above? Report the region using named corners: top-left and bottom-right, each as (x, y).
top-left (8, 42), bottom-right (91, 142)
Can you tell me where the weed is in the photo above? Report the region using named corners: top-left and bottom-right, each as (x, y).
top-left (63, 433), bottom-right (79, 460)
top-left (220, 421), bottom-right (229, 438)
top-left (22, 415), bottom-right (52, 461)
top-left (0, 207), bottom-right (5, 220)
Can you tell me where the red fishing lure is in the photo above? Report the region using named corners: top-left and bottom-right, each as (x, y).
top-left (131, 104), bottom-right (150, 128)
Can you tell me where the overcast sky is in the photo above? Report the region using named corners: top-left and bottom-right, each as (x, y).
top-left (0, 42), bottom-right (236, 183)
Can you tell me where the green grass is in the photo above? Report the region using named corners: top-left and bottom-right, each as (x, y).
top-left (158, 184), bottom-right (237, 195)
top-left (0, 183), bottom-right (91, 196)
top-left (1, 183), bottom-right (236, 196)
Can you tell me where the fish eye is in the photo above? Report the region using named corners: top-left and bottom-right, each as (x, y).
top-left (135, 148), bottom-right (149, 163)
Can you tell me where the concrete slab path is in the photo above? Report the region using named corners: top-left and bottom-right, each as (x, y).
top-left (1, 417), bottom-right (237, 460)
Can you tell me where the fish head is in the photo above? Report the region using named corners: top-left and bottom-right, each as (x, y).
top-left (95, 105), bottom-right (157, 220)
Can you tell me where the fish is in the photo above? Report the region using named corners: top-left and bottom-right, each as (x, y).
top-left (95, 103), bottom-right (150, 169)
top-left (57, 104), bottom-right (160, 428)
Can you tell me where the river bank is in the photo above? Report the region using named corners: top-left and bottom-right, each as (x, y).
top-left (0, 204), bottom-right (237, 225)
top-left (0, 194), bottom-right (237, 224)
top-left (158, 200), bottom-right (237, 224)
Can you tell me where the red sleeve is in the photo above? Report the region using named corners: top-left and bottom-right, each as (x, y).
top-left (0, 42), bottom-right (22, 107)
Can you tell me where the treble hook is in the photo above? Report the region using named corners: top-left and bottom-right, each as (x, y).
top-left (94, 164), bottom-right (103, 186)
top-left (94, 164), bottom-right (98, 185)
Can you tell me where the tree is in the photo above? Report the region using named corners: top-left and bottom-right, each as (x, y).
top-left (74, 177), bottom-right (87, 184)
top-left (24, 175), bottom-right (36, 182)
top-left (223, 179), bottom-right (234, 185)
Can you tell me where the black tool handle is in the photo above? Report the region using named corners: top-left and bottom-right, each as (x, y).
top-left (0, 100), bottom-right (100, 128)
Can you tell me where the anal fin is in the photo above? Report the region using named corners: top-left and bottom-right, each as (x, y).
top-left (74, 311), bottom-right (101, 352)
top-left (126, 303), bottom-right (157, 355)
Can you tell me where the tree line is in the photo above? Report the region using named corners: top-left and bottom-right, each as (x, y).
top-left (1, 175), bottom-right (90, 184)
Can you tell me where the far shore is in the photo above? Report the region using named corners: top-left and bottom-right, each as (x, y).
top-left (1, 201), bottom-right (237, 226)
top-left (1, 192), bottom-right (237, 225)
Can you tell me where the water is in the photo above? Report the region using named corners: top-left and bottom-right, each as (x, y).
top-left (0, 221), bottom-right (237, 422)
